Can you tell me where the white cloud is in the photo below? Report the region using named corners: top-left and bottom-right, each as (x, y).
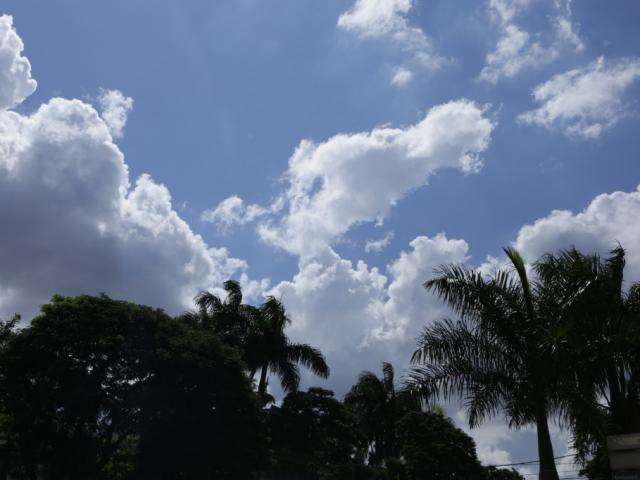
top-left (365, 230), bottom-right (395, 253)
top-left (479, 0), bottom-right (584, 84)
top-left (487, 0), bottom-right (531, 25)
top-left (267, 247), bottom-right (389, 395)
top-left (337, 0), bottom-right (444, 85)
top-left (201, 195), bottom-right (271, 233)
top-left (0, 15), bottom-right (36, 110)
top-left (338, 0), bottom-right (414, 38)
top-left (366, 233), bottom-right (469, 343)
top-left (98, 89), bottom-right (133, 138)
top-left (258, 99), bottom-right (495, 260)
top-left (0, 24), bottom-right (263, 318)
top-left (511, 184), bottom-right (640, 280)
top-left (518, 57), bottom-right (640, 138)
top-left (391, 67), bottom-right (413, 87)
top-left (268, 233), bottom-right (469, 394)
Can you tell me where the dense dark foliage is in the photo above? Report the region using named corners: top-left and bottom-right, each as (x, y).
top-left (0, 244), bottom-right (636, 479)
top-left (0, 295), bottom-right (266, 479)
top-left (265, 387), bottom-right (367, 479)
top-left (409, 246), bottom-right (640, 480)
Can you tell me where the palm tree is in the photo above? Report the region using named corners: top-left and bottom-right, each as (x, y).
top-left (190, 280), bottom-right (259, 347)
top-left (186, 283), bottom-right (330, 403)
top-left (248, 297), bottom-right (329, 402)
top-left (535, 246), bottom-right (640, 457)
top-left (344, 362), bottom-right (420, 466)
top-left (408, 248), bottom-right (561, 480)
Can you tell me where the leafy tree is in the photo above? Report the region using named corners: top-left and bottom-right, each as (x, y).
top-left (535, 246), bottom-right (640, 477)
top-left (408, 249), bottom-right (563, 480)
top-left (249, 297), bottom-right (329, 401)
top-left (394, 410), bottom-right (485, 480)
top-left (0, 294), bottom-right (162, 479)
top-left (189, 280), bottom-right (259, 348)
top-left (266, 387), bottom-right (368, 480)
top-left (0, 294), bottom-right (266, 479)
top-left (133, 311), bottom-right (266, 479)
top-left (190, 285), bottom-right (329, 402)
top-left (483, 467), bottom-right (526, 480)
top-left (344, 362), bottom-right (420, 467)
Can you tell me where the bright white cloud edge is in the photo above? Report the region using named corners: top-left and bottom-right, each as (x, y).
top-left (518, 56), bottom-right (640, 138)
top-left (0, 16), bottom-right (266, 319)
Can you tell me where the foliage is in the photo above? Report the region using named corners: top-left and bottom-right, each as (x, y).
top-left (132, 309), bottom-right (266, 479)
top-left (344, 362), bottom-right (420, 466)
top-left (408, 248), bottom-right (564, 480)
top-left (188, 283), bottom-right (329, 402)
top-left (266, 387), bottom-right (368, 480)
top-left (535, 246), bottom-right (640, 476)
top-left (483, 467), bottom-right (526, 480)
top-left (394, 411), bottom-right (485, 480)
top-left (0, 294), bottom-right (266, 479)
top-left (0, 238), bottom-right (637, 480)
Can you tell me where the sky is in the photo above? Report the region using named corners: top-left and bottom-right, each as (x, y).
top-left (1, 0), bottom-right (640, 471)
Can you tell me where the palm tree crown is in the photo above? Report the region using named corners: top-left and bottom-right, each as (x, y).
top-left (535, 246), bottom-right (640, 458)
top-left (345, 362), bottom-right (420, 466)
top-left (250, 296), bottom-right (329, 402)
top-left (408, 248), bottom-right (562, 480)
top-left (185, 282), bottom-right (329, 403)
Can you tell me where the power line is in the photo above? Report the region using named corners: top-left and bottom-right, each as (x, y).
top-left (519, 470), bottom-right (581, 476)
top-left (488, 454), bottom-right (576, 468)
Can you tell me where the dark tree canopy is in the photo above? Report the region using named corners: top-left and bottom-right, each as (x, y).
top-left (393, 411), bottom-right (485, 480)
top-left (0, 294), bottom-right (266, 480)
top-left (266, 387), bottom-right (367, 480)
top-left (0, 238), bottom-right (636, 480)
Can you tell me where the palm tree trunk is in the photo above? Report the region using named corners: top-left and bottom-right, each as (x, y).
top-left (258, 364), bottom-right (269, 397)
top-left (535, 407), bottom-right (559, 480)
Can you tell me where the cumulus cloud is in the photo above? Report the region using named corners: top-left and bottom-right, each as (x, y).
top-left (98, 89), bottom-right (133, 138)
top-left (366, 234), bottom-right (469, 343)
top-left (337, 0), bottom-right (445, 86)
top-left (258, 99), bottom-right (495, 259)
top-left (268, 233), bottom-right (469, 395)
top-left (479, 0), bottom-right (584, 84)
top-left (0, 22), bottom-right (262, 318)
top-left (510, 184), bottom-right (640, 279)
top-left (518, 57), bottom-right (640, 138)
top-left (0, 15), bottom-right (36, 110)
top-left (365, 230), bottom-right (395, 253)
top-left (201, 195), bottom-right (272, 233)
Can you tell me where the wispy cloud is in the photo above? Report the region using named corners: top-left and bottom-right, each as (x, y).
top-left (518, 56), bottom-right (640, 138)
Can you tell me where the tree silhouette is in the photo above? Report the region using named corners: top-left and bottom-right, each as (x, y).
top-left (535, 246), bottom-right (640, 475)
top-left (344, 362), bottom-right (420, 466)
top-left (250, 296), bottom-right (329, 402)
top-left (409, 248), bottom-right (562, 480)
top-left (188, 283), bottom-right (329, 402)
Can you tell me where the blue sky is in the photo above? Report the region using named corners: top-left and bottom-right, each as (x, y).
top-left (2, 0), bottom-right (640, 469)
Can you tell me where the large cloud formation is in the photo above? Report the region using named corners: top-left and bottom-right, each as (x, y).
top-left (512, 185), bottom-right (640, 279)
top-left (268, 233), bottom-right (470, 396)
top-left (0, 16), bottom-right (258, 318)
top-left (0, 15), bottom-right (36, 110)
top-left (258, 99), bottom-right (495, 260)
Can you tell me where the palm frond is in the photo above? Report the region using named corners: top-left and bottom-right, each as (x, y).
top-left (274, 360), bottom-right (300, 393)
top-left (382, 362), bottom-right (395, 394)
top-left (503, 247), bottom-right (535, 320)
top-left (286, 343), bottom-right (329, 378)
top-left (223, 280), bottom-right (243, 309)
top-left (194, 291), bottom-right (223, 314)
top-left (424, 264), bottom-right (488, 320)
top-left (261, 296), bottom-right (291, 331)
